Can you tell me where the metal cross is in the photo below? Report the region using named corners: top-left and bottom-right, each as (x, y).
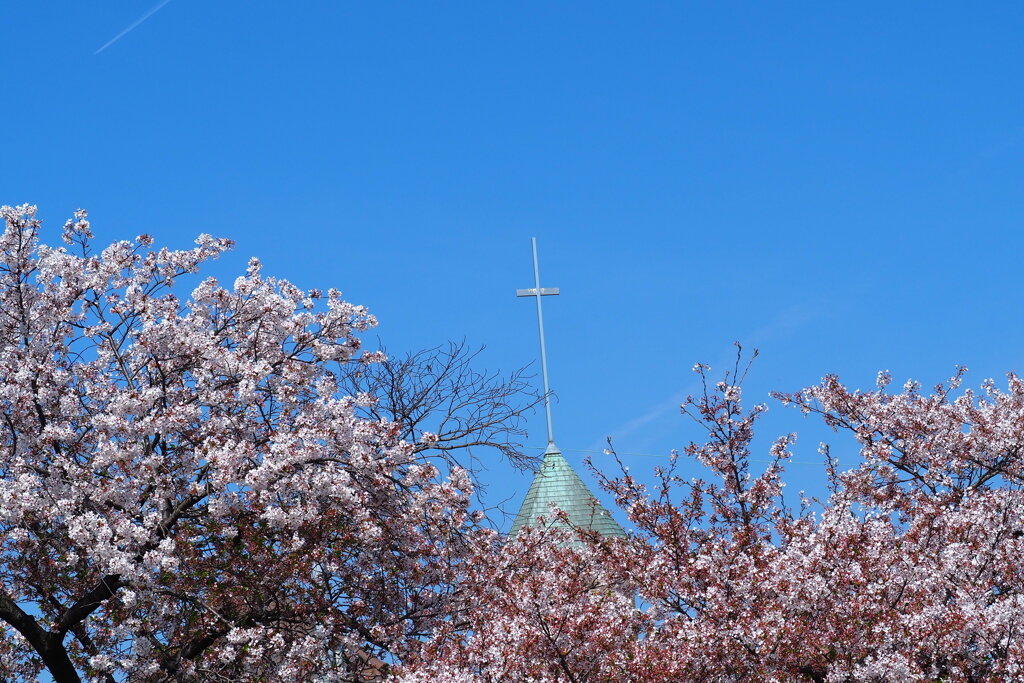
top-left (516, 237), bottom-right (560, 452)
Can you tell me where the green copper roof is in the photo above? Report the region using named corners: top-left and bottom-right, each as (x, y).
top-left (510, 444), bottom-right (625, 538)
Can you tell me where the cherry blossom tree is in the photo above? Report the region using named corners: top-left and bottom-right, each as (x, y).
top-left (9, 203), bottom-right (1023, 682)
top-left (0, 205), bottom-right (527, 682)
top-left (407, 349), bottom-right (1024, 682)
top-left (403, 524), bottom-right (642, 683)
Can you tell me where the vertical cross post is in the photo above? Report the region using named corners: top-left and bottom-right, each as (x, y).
top-left (516, 237), bottom-right (560, 450)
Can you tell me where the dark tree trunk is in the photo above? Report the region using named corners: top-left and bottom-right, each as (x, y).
top-left (0, 595), bottom-right (81, 682)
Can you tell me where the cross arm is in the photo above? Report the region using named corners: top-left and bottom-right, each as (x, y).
top-left (516, 288), bottom-right (560, 297)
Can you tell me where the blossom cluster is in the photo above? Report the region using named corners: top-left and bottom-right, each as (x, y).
top-left (6, 206), bottom-right (1023, 681)
top-left (0, 206), bottom-right (481, 682)
top-left (403, 356), bottom-right (1024, 681)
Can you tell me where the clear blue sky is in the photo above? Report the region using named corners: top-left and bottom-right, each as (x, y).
top-left (4, 2), bottom-right (1024, 528)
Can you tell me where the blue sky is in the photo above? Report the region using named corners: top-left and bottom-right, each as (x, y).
top-left (4, 2), bottom-right (1024, 528)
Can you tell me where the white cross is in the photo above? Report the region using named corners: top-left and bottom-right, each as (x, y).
top-left (517, 237), bottom-right (560, 452)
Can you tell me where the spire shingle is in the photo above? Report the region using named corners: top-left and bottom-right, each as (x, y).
top-left (510, 445), bottom-right (625, 538)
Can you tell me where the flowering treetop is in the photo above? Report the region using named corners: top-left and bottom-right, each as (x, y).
top-left (0, 205), bottom-right (491, 682)
top-left (405, 348), bottom-right (1024, 682)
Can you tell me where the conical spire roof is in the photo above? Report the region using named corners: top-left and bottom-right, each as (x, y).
top-left (510, 443), bottom-right (625, 538)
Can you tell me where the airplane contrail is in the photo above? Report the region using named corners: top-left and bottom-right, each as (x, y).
top-left (95, 0), bottom-right (176, 54)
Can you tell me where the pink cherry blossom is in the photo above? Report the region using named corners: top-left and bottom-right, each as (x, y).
top-left (405, 348), bottom-right (1024, 681)
top-left (0, 206), bottom-right (485, 682)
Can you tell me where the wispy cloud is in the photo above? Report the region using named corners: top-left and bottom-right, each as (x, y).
top-left (601, 388), bottom-right (689, 446)
top-left (594, 302), bottom-right (821, 452)
top-left (95, 0), bottom-right (176, 55)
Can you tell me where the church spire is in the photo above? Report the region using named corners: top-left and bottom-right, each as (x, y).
top-left (512, 238), bottom-right (624, 538)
